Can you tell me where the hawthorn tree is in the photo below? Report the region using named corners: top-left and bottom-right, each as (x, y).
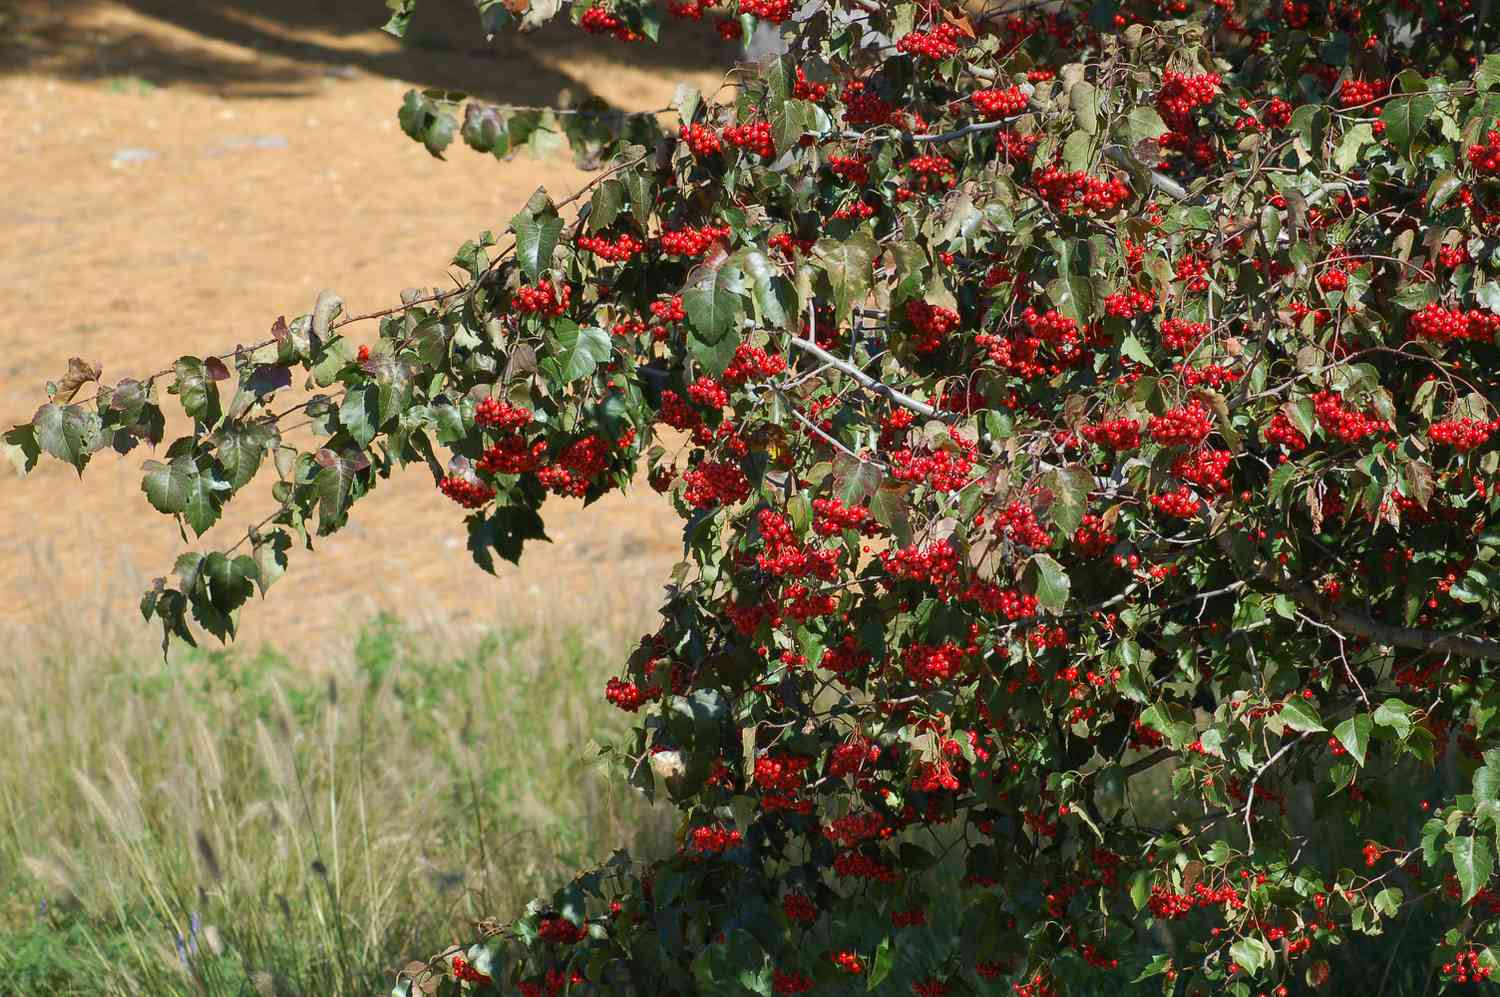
top-left (13, 0), bottom-right (1500, 991)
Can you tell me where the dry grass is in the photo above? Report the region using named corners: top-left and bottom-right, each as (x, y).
top-left (0, 613), bottom-right (672, 996)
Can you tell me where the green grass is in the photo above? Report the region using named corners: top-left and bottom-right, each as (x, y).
top-left (0, 615), bottom-right (671, 996)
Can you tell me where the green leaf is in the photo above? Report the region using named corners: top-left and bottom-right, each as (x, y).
top-left (1380, 90), bottom-right (1437, 156)
top-left (689, 329), bottom-right (741, 376)
top-left (1042, 464), bottom-right (1093, 534)
top-left (771, 99), bottom-right (814, 153)
top-left (1480, 54), bottom-right (1500, 91)
top-left (213, 423), bottom-right (275, 492)
top-left (683, 265), bottom-right (746, 344)
top-left (1334, 122), bottom-right (1373, 170)
top-left (511, 195), bottom-right (563, 281)
top-left (3, 424), bottom-right (41, 476)
top-left (587, 179), bottom-right (624, 233)
top-left (867, 936), bottom-right (894, 989)
top-left (813, 233), bottom-right (878, 319)
top-left (1373, 698), bottom-right (1414, 738)
top-left (1121, 334), bottom-right (1155, 369)
top-left (1333, 714), bottom-right (1373, 767)
top-left (381, 0), bottom-right (416, 36)
top-left (1026, 553), bottom-right (1071, 613)
top-left (314, 449), bottom-right (364, 534)
top-left (1279, 697), bottom-right (1325, 733)
top-left (553, 323), bottom-right (613, 382)
top-left (1452, 834), bottom-right (1494, 904)
top-left (1230, 936), bottom-right (1270, 974)
top-left (1070, 80), bottom-right (1099, 134)
top-left (1428, 171), bottom-right (1464, 211)
top-left (172, 357), bottom-right (222, 426)
top-left (251, 528), bottom-right (291, 596)
top-left (141, 455), bottom-right (224, 536)
top-left (1124, 106), bottom-right (1168, 144)
top-left (737, 249), bottom-right (793, 328)
top-left (340, 385), bottom-right (381, 448)
top-left (833, 454), bottom-right (882, 506)
top-left (1476, 762), bottom-right (1500, 805)
top-left (32, 402), bottom-right (102, 473)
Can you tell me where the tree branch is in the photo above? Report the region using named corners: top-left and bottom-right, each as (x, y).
top-left (1218, 533), bottom-right (1500, 662)
top-left (786, 335), bottom-right (945, 420)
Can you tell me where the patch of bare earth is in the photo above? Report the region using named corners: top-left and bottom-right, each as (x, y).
top-left (0, 0), bottom-right (728, 654)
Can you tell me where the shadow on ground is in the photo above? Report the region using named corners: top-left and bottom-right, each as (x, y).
top-left (2, 0), bottom-right (735, 105)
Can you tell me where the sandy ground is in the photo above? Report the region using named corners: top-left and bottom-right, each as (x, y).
top-left (0, 0), bottom-right (730, 656)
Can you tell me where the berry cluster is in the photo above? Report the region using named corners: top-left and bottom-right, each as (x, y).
top-left (1081, 417), bottom-right (1141, 450)
top-left (1151, 484), bottom-right (1203, 517)
top-left (1312, 391), bottom-right (1384, 443)
top-left (792, 67), bottom-right (828, 102)
top-left (1315, 263), bottom-right (1349, 292)
top-left (682, 461), bottom-right (752, 508)
top-left (1469, 128), bottom-right (1500, 174)
top-left (537, 916), bottom-right (588, 944)
top-left (1073, 513), bottom-right (1118, 557)
top-left (578, 5), bottom-right (642, 40)
top-left (475, 398), bottom-right (532, 432)
top-left (1336, 76), bottom-right (1387, 109)
top-left (660, 223), bottom-right (732, 257)
top-left (971, 86), bottom-right (1029, 119)
top-left (723, 342), bottom-right (787, 384)
top-left (651, 295), bottom-right (688, 323)
top-left (1033, 165), bottom-right (1131, 215)
top-left (576, 230), bottom-right (645, 262)
top-left (841, 80), bottom-right (900, 128)
top-left (772, 970), bottom-right (815, 994)
top-left (452, 956), bottom-right (492, 984)
top-left (536, 433), bottom-right (626, 497)
top-left (1441, 948), bottom-right (1493, 985)
top-left (1103, 288), bottom-right (1155, 318)
top-left (1157, 70), bottom-right (1221, 130)
top-left (903, 640), bottom-right (968, 684)
top-left (828, 153), bottom-right (871, 185)
top-left (813, 496), bottom-right (878, 536)
top-left (513, 279), bottom-right (572, 316)
top-left (995, 499), bottom-right (1053, 548)
top-left (723, 120), bottom-right (775, 157)
top-left (739, 0), bottom-right (792, 20)
top-left (604, 675), bottom-right (652, 712)
top-left (1172, 447), bottom-right (1232, 492)
top-left (1148, 399), bottom-right (1214, 446)
top-left (906, 299), bottom-right (961, 352)
top-left (478, 436), bottom-right (547, 475)
top-left (687, 375), bottom-right (729, 409)
top-left (769, 232), bottom-right (814, 257)
top-left (439, 474), bottom-right (496, 509)
top-left (1265, 411), bottom-right (1309, 451)
top-left (832, 950), bottom-right (865, 974)
top-left (1429, 417), bottom-right (1496, 452)
top-left (896, 24), bottom-right (966, 60)
top-left (889, 429), bottom-right (978, 491)
top-left (1408, 302), bottom-right (1500, 344)
top-left (904, 154), bottom-right (956, 193)
top-left (1160, 317), bottom-right (1209, 352)
top-left (680, 123), bottom-right (722, 157)
top-left (686, 825), bottom-right (743, 855)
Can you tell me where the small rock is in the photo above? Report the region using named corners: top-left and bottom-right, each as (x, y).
top-left (323, 64), bottom-right (359, 80)
top-left (205, 135), bottom-right (288, 157)
top-left (111, 147), bottom-right (158, 166)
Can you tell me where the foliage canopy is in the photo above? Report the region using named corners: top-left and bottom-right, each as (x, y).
top-left (14, 0), bottom-right (1500, 991)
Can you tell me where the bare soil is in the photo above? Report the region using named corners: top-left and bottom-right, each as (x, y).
top-left (0, 0), bottom-right (727, 653)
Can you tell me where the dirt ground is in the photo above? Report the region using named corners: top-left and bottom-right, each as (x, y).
top-left (0, 0), bottom-right (732, 655)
